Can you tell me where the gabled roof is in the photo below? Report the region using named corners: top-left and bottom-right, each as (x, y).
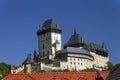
top-left (3, 72), bottom-right (109, 80)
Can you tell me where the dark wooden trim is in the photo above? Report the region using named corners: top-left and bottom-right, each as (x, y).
top-left (37, 28), bottom-right (62, 36)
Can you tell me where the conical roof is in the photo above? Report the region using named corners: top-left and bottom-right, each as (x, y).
top-left (24, 54), bottom-right (33, 64)
top-left (64, 31), bottom-right (85, 48)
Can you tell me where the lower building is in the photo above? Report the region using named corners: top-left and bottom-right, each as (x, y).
top-left (3, 71), bottom-right (109, 80)
top-left (60, 47), bottom-right (94, 71)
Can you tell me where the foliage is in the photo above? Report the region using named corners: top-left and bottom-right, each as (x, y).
top-left (62, 69), bottom-right (70, 72)
top-left (110, 63), bottom-right (120, 74)
top-left (32, 68), bottom-right (70, 73)
top-left (71, 69), bottom-right (77, 72)
top-left (55, 50), bottom-right (62, 59)
top-left (0, 62), bottom-right (10, 79)
top-left (51, 69), bottom-right (70, 72)
top-left (82, 68), bottom-right (96, 72)
top-left (106, 61), bottom-right (114, 71)
top-left (32, 68), bottom-right (45, 73)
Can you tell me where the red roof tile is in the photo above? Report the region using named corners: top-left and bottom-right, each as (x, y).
top-left (3, 72), bottom-right (109, 80)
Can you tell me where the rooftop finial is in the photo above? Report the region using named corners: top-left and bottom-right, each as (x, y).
top-left (74, 26), bottom-right (77, 35)
top-left (102, 42), bottom-right (105, 48)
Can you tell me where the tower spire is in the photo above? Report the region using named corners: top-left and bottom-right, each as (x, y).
top-left (74, 26), bottom-right (77, 35)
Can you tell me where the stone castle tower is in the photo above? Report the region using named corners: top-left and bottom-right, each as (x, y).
top-left (37, 19), bottom-right (62, 60)
top-left (23, 19), bottom-right (109, 73)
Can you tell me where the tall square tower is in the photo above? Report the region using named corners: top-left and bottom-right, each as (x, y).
top-left (37, 19), bottom-right (62, 60)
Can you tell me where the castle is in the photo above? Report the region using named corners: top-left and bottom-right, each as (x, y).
top-left (23, 19), bottom-right (109, 73)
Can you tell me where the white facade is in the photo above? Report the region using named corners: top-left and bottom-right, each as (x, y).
top-left (60, 47), bottom-right (94, 71)
top-left (38, 32), bottom-right (61, 60)
top-left (60, 54), bottom-right (109, 71)
top-left (60, 58), bottom-right (93, 71)
top-left (51, 32), bottom-right (61, 59)
top-left (91, 52), bottom-right (109, 68)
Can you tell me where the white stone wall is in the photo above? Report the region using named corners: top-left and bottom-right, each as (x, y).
top-left (51, 33), bottom-right (61, 50)
top-left (60, 61), bottom-right (68, 70)
top-left (59, 52), bottom-right (109, 71)
top-left (41, 62), bottom-right (60, 71)
top-left (50, 32), bottom-right (61, 59)
top-left (60, 56), bottom-right (93, 71)
top-left (90, 52), bottom-right (109, 68)
top-left (38, 31), bottom-right (61, 60)
top-left (40, 52), bottom-right (109, 71)
top-left (15, 65), bottom-right (24, 73)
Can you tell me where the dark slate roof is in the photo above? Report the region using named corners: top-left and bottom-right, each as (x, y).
top-left (24, 54), bottom-right (33, 64)
top-left (40, 19), bottom-right (61, 31)
top-left (64, 33), bottom-right (85, 48)
top-left (106, 64), bottom-right (120, 80)
top-left (62, 47), bottom-right (94, 60)
top-left (102, 42), bottom-right (108, 52)
top-left (37, 19), bottom-right (62, 35)
top-left (64, 47), bottom-right (90, 55)
top-left (84, 42), bottom-right (108, 53)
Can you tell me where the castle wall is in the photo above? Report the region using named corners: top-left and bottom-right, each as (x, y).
top-left (60, 56), bottom-right (93, 71)
top-left (90, 52), bottom-right (109, 68)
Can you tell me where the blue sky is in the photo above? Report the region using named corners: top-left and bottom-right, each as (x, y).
top-left (0, 0), bottom-right (120, 66)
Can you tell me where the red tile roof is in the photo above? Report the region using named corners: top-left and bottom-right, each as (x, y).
top-left (3, 72), bottom-right (109, 80)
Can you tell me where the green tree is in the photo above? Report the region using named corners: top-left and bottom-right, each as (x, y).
top-left (110, 64), bottom-right (120, 74)
top-left (106, 61), bottom-right (114, 71)
top-left (51, 69), bottom-right (70, 72)
top-left (82, 68), bottom-right (96, 72)
top-left (0, 62), bottom-right (10, 79)
top-left (55, 50), bottom-right (62, 59)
